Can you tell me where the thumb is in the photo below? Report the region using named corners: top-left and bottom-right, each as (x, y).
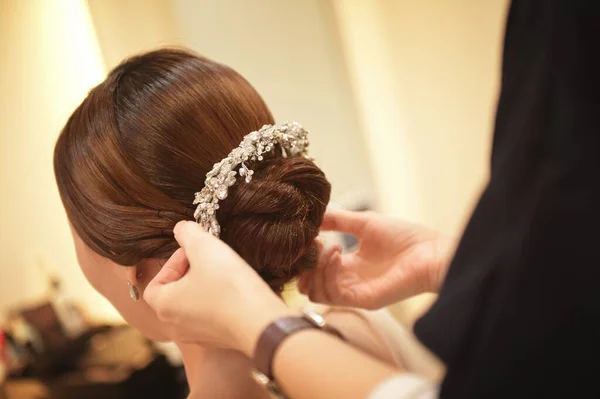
top-left (144, 248), bottom-right (188, 307)
top-left (173, 221), bottom-right (217, 260)
top-left (321, 208), bottom-right (373, 236)
top-left (152, 248), bottom-right (189, 286)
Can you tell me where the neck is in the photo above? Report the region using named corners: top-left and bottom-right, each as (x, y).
top-left (177, 343), bottom-right (268, 399)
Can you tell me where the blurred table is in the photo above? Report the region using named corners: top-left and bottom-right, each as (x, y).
top-left (2, 379), bottom-right (48, 399)
top-left (2, 326), bottom-right (186, 399)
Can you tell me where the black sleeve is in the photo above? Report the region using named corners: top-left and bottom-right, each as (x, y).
top-left (414, 1), bottom-right (600, 397)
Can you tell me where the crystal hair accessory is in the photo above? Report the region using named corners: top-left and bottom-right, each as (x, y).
top-left (193, 122), bottom-right (310, 237)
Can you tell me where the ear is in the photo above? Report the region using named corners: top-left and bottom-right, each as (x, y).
top-left (124, 266), bottom-right (140, 285)
top-left (129, 259), bottom-right (166, 290)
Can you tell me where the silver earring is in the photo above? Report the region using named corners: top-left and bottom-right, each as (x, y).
top-left (127, 281), bottom-right (140, 301)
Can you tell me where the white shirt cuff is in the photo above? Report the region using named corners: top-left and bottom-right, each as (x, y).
top-left (367, 374), bottom-right (439, 399)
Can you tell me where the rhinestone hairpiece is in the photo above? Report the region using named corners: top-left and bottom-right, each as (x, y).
top-left (193, 122), bottom-right (310, 237)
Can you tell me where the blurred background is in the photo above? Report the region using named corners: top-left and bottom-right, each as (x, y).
top-left (0, 0), bottom-right (508, 397)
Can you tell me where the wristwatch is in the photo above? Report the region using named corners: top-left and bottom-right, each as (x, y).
top-left (252, 309), bottom-right (344, 397)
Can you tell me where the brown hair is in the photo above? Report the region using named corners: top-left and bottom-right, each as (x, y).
top-left (54, 48), bottom-right (331, 293)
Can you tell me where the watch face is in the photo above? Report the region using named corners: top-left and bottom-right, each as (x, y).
top-left (302, 310), bottom-right (326, 327)
top-left (251, 369), bottom-right (282, 396)
top-left (251, 369), bottom-right (270, 386)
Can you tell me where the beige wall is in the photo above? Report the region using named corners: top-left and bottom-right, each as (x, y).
top-left (0, 0), bottom-right (119, 321)
top-left (172, 0), bottom-right (374, 201)
top-left (384, 0), bottom-right (508, 321)
top-left (0, 0), bottom-right (371, 321)
top-left (331, 0), bottom-right (508, 323)
top-left (383, 0), bottom-right (508, 236)
top-left (86, 0), bottom-right (375, 201)
top-left (0, 0), bottom-right (508, 327)
top-left (87, 0), bottom-right (181, 69)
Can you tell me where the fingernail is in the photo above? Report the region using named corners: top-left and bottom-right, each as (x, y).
top-left (173, 220), bottom-right (189, 236)
top-left (315, 238), bottom-right (324, 250)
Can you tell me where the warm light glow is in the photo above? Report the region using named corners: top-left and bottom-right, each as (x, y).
top-left (0, 0), bottom-right (121, 322)
top-left (329, 0), bottom-right (506, 324)
top-left (330, 0), bottom-right (424, 221)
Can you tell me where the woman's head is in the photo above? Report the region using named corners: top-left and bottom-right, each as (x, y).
top-left (54, 48), bottom-right (330, 340)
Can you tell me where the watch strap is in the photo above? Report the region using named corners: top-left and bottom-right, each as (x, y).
top-left (254, 316), bottom-right (315, 379)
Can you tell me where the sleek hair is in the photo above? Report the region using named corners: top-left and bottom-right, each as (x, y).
top-left (54, 48), bottom-right (331, 293)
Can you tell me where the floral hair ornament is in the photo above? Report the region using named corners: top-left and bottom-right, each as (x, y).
top-left (193, 122), bottom-right (310, 237)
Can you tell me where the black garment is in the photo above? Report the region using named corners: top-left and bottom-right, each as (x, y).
top-left (414, 1), bottom-right (600, 398)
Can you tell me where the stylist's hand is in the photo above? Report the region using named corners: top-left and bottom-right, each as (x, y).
top-left (298, 209), bottom-right (455, 310)
top-left (144, 221), bottom-right (294, 355)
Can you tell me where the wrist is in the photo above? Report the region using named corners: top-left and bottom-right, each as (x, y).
top-left (234, 297), bottom-right (297, 357)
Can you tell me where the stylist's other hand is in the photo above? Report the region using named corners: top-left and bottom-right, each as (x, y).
top-left (144, 221), bottom-right (293, 355)
top-left (298, 209), bottom-right (455, 310)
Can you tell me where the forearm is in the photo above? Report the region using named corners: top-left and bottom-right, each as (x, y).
top-left (237, 303), bottom-right (400, 399)
top-left (274, 329), bottom-right (399, 399)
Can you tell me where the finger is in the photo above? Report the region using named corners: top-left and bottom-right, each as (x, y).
top-left (321, 208), bottom-right (373, 236)
top-left (297, 270), bottom-right (314, 295)
top-left (144, 248), bottom-right (189, 307)
top-left (299, 238), bottom-right (323, 294)
top-left (299, 238), bottom-right (323, 295)
top-left (151, 248), bottom-right (189, 286)
top-left (308, 246), bottom-right (339, 304)
top-left (314, 237), bottom-right (324, 253)
top-left (307, 268), bottom-right (328, 304)
top-left (173, 221), bottom-right (216, 259)
top-left (323, 246), bottom-right (346, 304)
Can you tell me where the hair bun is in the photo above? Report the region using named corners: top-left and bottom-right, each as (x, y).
top-left (217, 156), bottom-right (331, 293)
